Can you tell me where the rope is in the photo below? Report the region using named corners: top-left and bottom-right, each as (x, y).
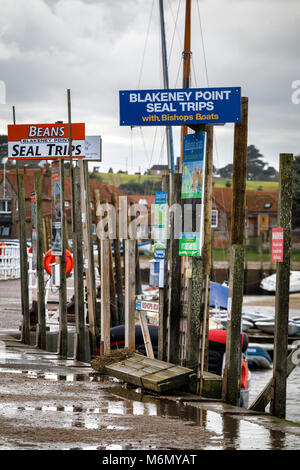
top-left (137, 0), bottom-right (155, 89)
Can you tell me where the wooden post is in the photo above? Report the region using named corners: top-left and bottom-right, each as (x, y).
top-left (42, 219), bottom-right (48, 253)
top-left (58, 160), bottom-right (67, 357)
top-left (73, 166), bottom-right (86, 361)
top-left (250, 344), bottom-right (300, 412)
top-left (139, 311), bottom-right (154, 359)
top-left (109, 238), bottom-right (119, 327)
top-left (270, 153), bottom-right (293, 419)
top-left (125, 239), bottom-right (136, 350)
top-left (93, 189), bottom-right (102, 332)
top-left (101, 238), bottom-right (111, 354)
top-left (124, 194), bottom-right (136, 351)
top-left (223, 97), bottom-right (248, 406)
top-left (34, 171), bottom-right (46, 350)
top-left (201, 125), bottom-right (213, 374)
top-left (135, 241), bottom-right (142, 295)
top-left (167, 172), bottom-right (182, 364)
top-left (17, 173), bottom-right (30, 344)
top-left (111, 192), bottom-right (124, 324)
top-left (13, 107), bottom-right (30, 344)
top-left (187, 257), bottom-right (203, 370)
top-left (158, 174), bottom-right (169, 361)
top-left (80, 160), bottom-right (97, 356)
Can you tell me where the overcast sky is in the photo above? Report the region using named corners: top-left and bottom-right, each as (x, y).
top-left (0, 0), bottom-right (299, 173)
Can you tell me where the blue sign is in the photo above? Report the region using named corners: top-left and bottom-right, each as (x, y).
top-left (119, 87), bottom-right (241, 126)
top-left (154, 191), bottom-right (168, 260)
top-left (182, 132), bottom-right (205, 199)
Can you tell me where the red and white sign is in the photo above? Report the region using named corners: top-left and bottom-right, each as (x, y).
top-left (135, 300), bottom-right (159, 313)
top-left (272, 227), bottom-right (284, 262)
top-left (8, 123), bottom-right (85, 159)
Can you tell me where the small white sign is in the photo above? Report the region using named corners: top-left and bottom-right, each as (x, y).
top-left (227, 297), bottom-right (232, 321)
top-left (83, 135), bottom-right (102, 161)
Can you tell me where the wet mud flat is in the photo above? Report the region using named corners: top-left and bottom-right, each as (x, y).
top-left (0, 337), bottom-right (300, 450)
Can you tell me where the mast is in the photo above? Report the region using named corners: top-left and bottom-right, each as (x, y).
top-left (159, 0), bottom-right (175, 174)
top-left (180, 0), bottom-right (192, 171)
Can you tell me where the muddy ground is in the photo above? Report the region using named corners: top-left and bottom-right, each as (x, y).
top-left (0, 280), bottom-right (300, 450)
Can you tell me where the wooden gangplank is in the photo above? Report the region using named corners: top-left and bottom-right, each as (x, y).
top-left (105, 353), bottom-right (197, 393)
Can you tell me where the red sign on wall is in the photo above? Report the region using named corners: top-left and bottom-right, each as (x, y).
top-left (272, 227), bottom-right (284, 262)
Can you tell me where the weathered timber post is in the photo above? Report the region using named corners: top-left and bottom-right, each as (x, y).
top-left (167, 172), bottom-right (182, 364)
top-left (158, 174), bottom-right (169, 361)
top-left (250, 344), bottom-right (300, 412)
top-left (223, 97), bottom-right (248, 406)
top-left (42, 219), bottom-right (48, 253)
top-left (109, 237), bottom-right (119, 327)
top-left (17, 173), bottom-right (30, 344)
top-left (135, 241), bottom-right (142, 295)
top-left (270, 153), bottom-right (293, 419)
top-left (93, 189), bottom-right (102, 332)
top-left (124, 195), bottom-right (136, 350)
top-left (58, 160), bottom-right (67, 357)
top-left (13, 107), bottom-right (30, 344)
top-left (80, 160), bottom-right (97, 356)
top-left (111, 192), bottom-right (124, 324)
top-left (201, 125), bottom-right (214, 376)
top-left (34, 171), bottom-right (46, 350)
top-left (125, 238), bottom-right (136, 350)
top-left (73, 166), bottom-right (86, 361)
top-left (101, 238), bottom-right (111, 354)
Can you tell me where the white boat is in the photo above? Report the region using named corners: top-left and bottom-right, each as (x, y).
top-left (213, 315), bottom-right (254, 332)
top-left (255, 321), bottom-right (300, 336)
top-left (260, 271), bottom-right (300, 293)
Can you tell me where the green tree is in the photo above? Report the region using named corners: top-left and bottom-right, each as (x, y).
top-left (216, 163), bottom-right (233, 179)
top-left (247, 145), bottom-right (266, 180)
top-left (216, 145), bottom-right (278, 181)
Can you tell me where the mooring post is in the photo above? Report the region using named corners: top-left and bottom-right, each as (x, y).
top-left (13, 107), bottom-right (30, 344)
top-left (17, 172), bottom-right (30, 344)
top-left (58, 160), bottom-right (68, 357)
top-left (34, 171), bottom-right (46, 350)
top-left (125, 238), bottom-right (136, 351)
top-left (80, 160), bottom-right (97, 357)
top-left (124, 194), bottom-right (136, 350)
top-left (93, 189), bottom-right (102, 332)
top-left (201, 125), bottom-right (213, 374)
top-left (111, 192), bottom-right (124, 324)
top-left (73, 166), bottom-right (86, 361)
top-left (167, 173), bottom-right (182, 364)
top-left (223, 97), bottom-right (248, 406)
top-left (101, 238), bottom-right (111, 355)
top-left (270, 153), bottom-right (293, 419)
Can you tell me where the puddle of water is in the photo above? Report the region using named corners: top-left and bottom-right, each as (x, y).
top-left (0, 367), bottom-right (106, 383)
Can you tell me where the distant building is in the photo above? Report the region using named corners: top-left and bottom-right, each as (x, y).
top-left (149, 165), bottom-right (169, 176)
top-left (212, 187), bottom-right (279, 248)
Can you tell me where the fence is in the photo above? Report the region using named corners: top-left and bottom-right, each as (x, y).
top-left (0, 243), bottom-right (20, 280)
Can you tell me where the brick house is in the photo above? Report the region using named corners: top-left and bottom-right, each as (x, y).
top-left (211, 187), bottom-right (279, 248)
top-left (0, 169), bottom-right (129, 240)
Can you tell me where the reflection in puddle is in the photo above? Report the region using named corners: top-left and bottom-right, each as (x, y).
top-left (205, 411), bottom-right (223, 436)
top-left (0, 367), bottom-right (104, 383)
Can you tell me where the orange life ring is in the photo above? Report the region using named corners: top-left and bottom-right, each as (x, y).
top-left (44, 249), bottom-right (73, 275)
top-left (0, 242), bottom-right (6, 256)
top-left (29, 246), bottom-right (32, 254)
top-left (241, 358), bottom-right (248, 389)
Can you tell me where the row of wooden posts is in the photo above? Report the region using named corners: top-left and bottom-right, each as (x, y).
top-left (14, 93), bottom-right (294, 419)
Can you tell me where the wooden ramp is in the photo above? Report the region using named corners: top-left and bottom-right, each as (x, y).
top-left (104, 353), bottom-right (197, 393)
